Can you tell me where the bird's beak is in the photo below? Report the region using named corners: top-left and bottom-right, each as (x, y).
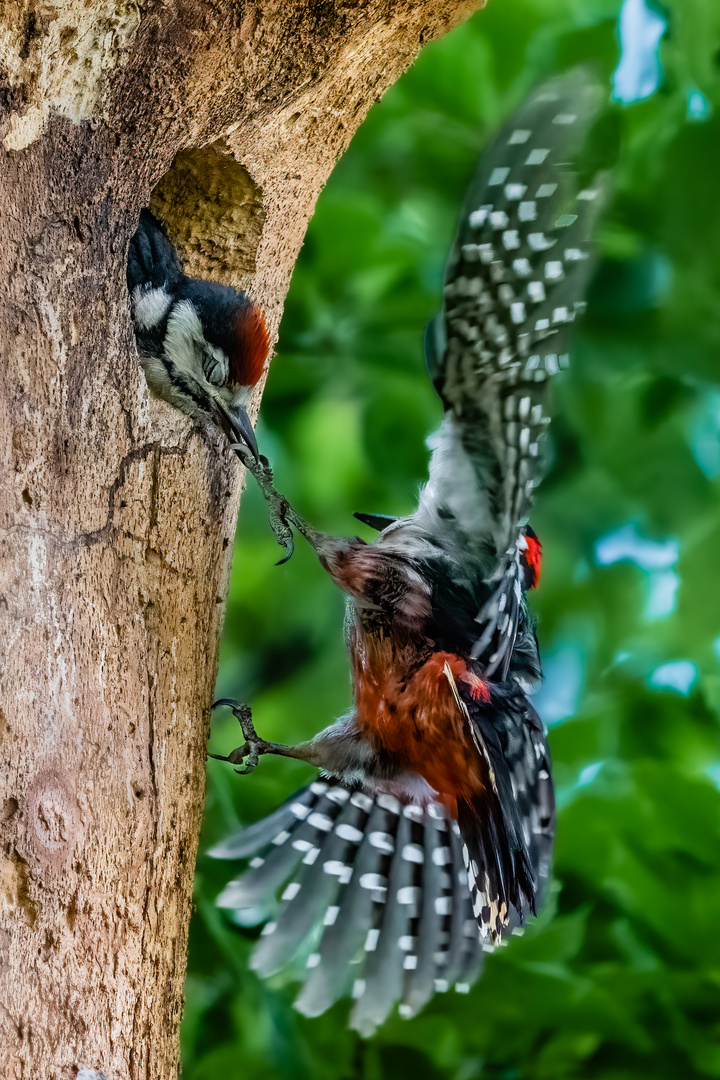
top-left (217, 401), bottom-right (259, 462)
top-left (354, 512), bottom-right (399, 532)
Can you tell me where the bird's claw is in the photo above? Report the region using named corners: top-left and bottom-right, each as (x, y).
top-left (275, 535), bottom-right (294, 566)
top-left (210, 698), bottom-right (268, 775)
top-left (228, 444), bottom-right (296, 563)
top-left (268, 496), bottom-right (295, 564)
top-left (208, 744), bottom-right (252, 767)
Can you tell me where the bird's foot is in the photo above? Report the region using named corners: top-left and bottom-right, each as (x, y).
top-left (229, 445), bottom-right (321, 564)
top-left (210, 698), bottom-right (315, 773)
top-left (229, 446), bottom-right (295, 563)
top-left (209, 698), bottom-right (272, 775)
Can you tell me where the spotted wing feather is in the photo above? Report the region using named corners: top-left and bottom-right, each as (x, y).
top-left (430, 70), bottom-right (605, 675)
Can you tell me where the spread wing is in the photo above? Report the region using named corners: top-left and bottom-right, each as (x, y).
top-left (421, 70), bottom-right (606, 676)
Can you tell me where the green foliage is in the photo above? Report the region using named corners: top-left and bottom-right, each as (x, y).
top-left (184, 2), bottom-right (720, 1076)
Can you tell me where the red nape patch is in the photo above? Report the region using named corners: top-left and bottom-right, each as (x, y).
top-left (523, 528), bottom-right (542, 589)
top-left (230, 304), bottom-right (269, 388)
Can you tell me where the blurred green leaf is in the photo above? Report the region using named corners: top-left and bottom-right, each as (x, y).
top-left (185, 2), bottom-right (720, 1077)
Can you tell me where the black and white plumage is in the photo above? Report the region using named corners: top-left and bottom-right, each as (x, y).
top-left (424, 70), bottom-right (604, 677)
top-left (213, 706), bottom-right (553, 1036)
top-left (210, 71), bottom-right (604, 1034)
top-left (127, 209), bottom-right (269, 457)
top-left (213, 779), bottom-right (494, 1035)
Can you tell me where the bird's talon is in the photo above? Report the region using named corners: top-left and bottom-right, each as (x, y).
top-left (208, 747), bottom-right (248, 765)
top-left (227, 445), bottom-right (296, 560)
top-left (275, 536), bottom-right (294, 565)
top-left (228, 441), bottom-right (253, 463)
top-left (211, 699), bottom-right (266, 773)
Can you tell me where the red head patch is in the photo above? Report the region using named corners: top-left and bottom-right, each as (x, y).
top-left (229, 304), bottom-right (269, 388)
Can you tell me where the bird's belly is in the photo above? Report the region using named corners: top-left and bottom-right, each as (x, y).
top-left (355, 650), bottom-right (485, 805)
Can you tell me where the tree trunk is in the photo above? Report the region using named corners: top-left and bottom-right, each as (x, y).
top-left (0, 2), bottom-right (481, 1077)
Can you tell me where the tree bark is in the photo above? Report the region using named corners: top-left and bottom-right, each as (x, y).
top-left (0, 2), bottom-right (480, 1077)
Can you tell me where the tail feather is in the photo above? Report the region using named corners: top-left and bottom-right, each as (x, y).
top-left (347, 801), bottom-right (416, 1033)
top-left (401, 807), bottom-right (451, 1017)
top-left (250, 788), bottom-right (369, 976)
top-left (213, 780), bottom-right (499, 1034)
top-left (442, 821), bottom-right (481, 990)
top-left (214, 781), bottom-right (346, 909)
top-left (211, 781), bottom-right (321, 860)
top-left (458, 912), bottom-right (488, 990)
top-left (295, 795), bottom-right (390, 1016)
top-left (394, 814), bottom-right (427, 1018)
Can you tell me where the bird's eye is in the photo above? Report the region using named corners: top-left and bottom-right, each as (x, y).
top-left (204, 346), bottom-right (228, 387)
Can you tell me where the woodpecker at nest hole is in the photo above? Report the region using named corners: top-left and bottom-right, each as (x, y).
top-left (127, 208), bottom-right (268, 460)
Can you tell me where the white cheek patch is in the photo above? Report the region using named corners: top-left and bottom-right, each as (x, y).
top-left (163, 300), bottom-right (206, 380)
top-left (132, 286), bottom-right (172, 330)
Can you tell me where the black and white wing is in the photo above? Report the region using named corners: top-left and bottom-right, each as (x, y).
top-left (426, 70), bottom-right (606, 676)
top-left (456, 684), bottom-right (555, 942)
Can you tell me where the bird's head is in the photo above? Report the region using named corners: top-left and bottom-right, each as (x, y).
top-left (136, 276), bottom-right (269, 459)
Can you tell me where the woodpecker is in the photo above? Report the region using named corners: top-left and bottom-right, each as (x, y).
top-left (210, 71), bottom-right (605, 1034)
top-left (127, 209), bottom-right (269, 458)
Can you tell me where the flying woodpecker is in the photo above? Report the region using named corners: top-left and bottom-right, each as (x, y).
top-left (210, 71), bottom-right (605, 1034)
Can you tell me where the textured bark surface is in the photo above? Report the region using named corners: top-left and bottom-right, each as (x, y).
top-left (0, 2), bottom-right (481, 1077)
